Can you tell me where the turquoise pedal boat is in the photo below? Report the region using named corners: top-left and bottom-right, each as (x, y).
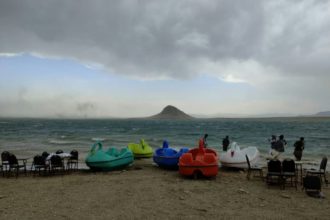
top-left (85, 142), bottom-right (134, 171)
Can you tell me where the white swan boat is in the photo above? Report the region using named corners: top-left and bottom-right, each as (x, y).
top-left (219, 142), bottom-right (260, 168)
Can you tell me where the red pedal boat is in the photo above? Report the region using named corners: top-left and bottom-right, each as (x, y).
top-left (179, 139), bottom-right (219, 178)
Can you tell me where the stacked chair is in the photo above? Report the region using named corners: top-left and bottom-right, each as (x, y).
top-left (8, 153), bottom-right (27, 177)
top-left (266, 159), bottom-right (283, 188)
top-left (2, 151), bottom-right (27, 177)
top-left (50, 154), bottom-right (65, 175)
top-left (282, 159), bottom-right (297, 189)
top-left (1, 151), bottom-right (10, 176)
top-left (31, 155), bottom-right (50, 176)
top-left (305, 157), bottom-right (328, 186)
top-left (266, 159), bottom-right (297, 189)
top-left (67, 150), bottom-right (79, 171)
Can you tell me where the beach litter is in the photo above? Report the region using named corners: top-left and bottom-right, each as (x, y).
top-left (238, 188), bottom-right (249, 194)
top-left (280, 194), bottom-right (291, 199)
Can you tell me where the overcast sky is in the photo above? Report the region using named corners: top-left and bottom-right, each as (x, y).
top-left (1, 0), bottom-right (330, 118)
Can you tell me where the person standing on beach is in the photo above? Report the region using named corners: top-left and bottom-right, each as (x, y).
top-left (222, 136), bottom-right (230, 151)
top-left (203, 134), bottom-right (208, 147)
top-left (293, 137), bottom-right (305, 161)
top-left (272, 135), bottom-right (287, 159)
top-left (268, 135), bottom-right (277, 156)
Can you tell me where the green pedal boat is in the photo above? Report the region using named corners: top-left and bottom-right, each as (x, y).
top-left (85, 142), bottom-right (134, 171)
top-left (127, 139), bottom-right (153, 158)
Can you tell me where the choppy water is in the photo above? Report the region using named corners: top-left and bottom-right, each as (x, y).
top-left (0, 118), bottom-right (329, 163)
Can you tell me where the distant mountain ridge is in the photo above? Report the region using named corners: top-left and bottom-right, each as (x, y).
top-left (149, 105), bottom-right (194, 120)
top-left (314, 111), bottom-right (330, 116)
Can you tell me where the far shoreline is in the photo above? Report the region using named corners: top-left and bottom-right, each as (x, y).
top-left (1, 116), bottom-right (330, 120)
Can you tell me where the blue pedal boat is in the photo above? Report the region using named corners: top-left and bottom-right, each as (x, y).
top-left (153, 141), bottom-right (189, 169)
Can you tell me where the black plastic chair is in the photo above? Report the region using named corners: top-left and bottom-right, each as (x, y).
top-left (1, 151), bottom-right (11, 176)
top-left (303, 175), bottom-right (322, 197)
top-left (306, 157), bottom-right (328, 186)
top-left (67, 150), bottom-right (79, 171)
top-left (42, 151), bottom-right (50, 159)
top-left (31, 155), bottom-right (50, 176)
top-left (8, 154), bottom-right (27, 177)
top-left (246, 155), bottom-right (263, 180)
top-left (266, 159), bottom-right (283, 188)
top-left (282, 159), bottom-right (297, 189)
top-left (50, 155), bottom-right (65, 174)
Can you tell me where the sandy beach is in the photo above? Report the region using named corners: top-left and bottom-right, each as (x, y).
top-left (0, 158), bottom-right (329, 220)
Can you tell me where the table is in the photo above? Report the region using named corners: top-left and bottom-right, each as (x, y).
top-left (46, 153), bottom-right (72, 170)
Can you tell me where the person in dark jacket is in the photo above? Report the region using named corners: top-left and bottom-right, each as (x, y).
top-left (222, 136), bottom-right (230, 151)
top-left (203, 134), bottom-right (208, 147)
top-left (293, 137), bottom-right (305, 161)
top-left (271, 135), bottom-right (287, 159)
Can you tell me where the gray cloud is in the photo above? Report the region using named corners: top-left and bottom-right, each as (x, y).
top-left (1, 0), bottom-right (329, 80)
top-left (1, 0), bottom-right (330, 115)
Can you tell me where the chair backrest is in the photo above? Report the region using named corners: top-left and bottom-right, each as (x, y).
top-left (70, 150), bottom-right (78, 160)
top-left (1, 151), bottom-right (11, 162)
top-left (8, 154), bottom-right (18, 165)
top-left (56, 150), bottom-right (64, 154)
top-left (245, 155), bottom-right (251, 169)
top-left (50, 155), bottom-right (63, 166)
top-left (33, 155), bottom-right (46, 166)
top-left (42, 151), bottom-right (49, 159)
top-left (320, 157), bottom-right (327, 171)
top-left (282, 159), bottom-right (295, 173)
top-left (268, 159), bottom-right (281, 172)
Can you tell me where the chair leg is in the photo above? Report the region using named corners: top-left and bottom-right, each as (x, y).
top-left (323, 173), bottom-right (328, 186)
top-left (294, 176), bottom-right (298, 190)
top-left (260, 170), bottom-right (264, 181)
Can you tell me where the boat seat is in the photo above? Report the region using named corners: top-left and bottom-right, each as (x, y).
top-left (180, 153), bottom-right (193, 164)
top-left (204, 153), bottom-right (216, 164)
top-left (107, 148), bottom-right (120, 157)
top-left (195, 154), bottom-right (204, 162)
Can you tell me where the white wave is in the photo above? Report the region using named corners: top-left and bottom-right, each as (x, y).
top-left (48, 139), bottom-right (76, 145)
top-left (91, 137), bottom-right (106, 142)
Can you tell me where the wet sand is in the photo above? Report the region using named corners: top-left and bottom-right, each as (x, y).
top-left (0, 159), bottom-right (329, 220)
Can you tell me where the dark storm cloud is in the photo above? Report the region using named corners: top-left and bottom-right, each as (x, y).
top-left (0, 0), bottom-right (329, 83)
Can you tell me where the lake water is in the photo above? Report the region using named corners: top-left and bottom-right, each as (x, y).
top-left (0, 118), bottom-right (329, 164)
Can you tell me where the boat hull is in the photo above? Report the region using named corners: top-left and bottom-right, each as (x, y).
top-left (86, 156), bottom-right (134, 171)
top-left (153, 156), bottom-right (180, 169)
top-left (153, 144), bottom-right (189, 169)
top-left (133, 152), bottom-right (153, 158)
top-left (220, 144), bottom-right (260, 169)
top-left (85, 143), bottom-right (134, 171)
top-left (128, 140), bottom-right (153, 158)
top-left (178, 140), bottom-right (219, 178)
top-left (179, 164), bottom-right (219, 177)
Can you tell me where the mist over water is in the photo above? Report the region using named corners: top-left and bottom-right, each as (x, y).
top-left (0, 118), bottom-right (329, 163)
